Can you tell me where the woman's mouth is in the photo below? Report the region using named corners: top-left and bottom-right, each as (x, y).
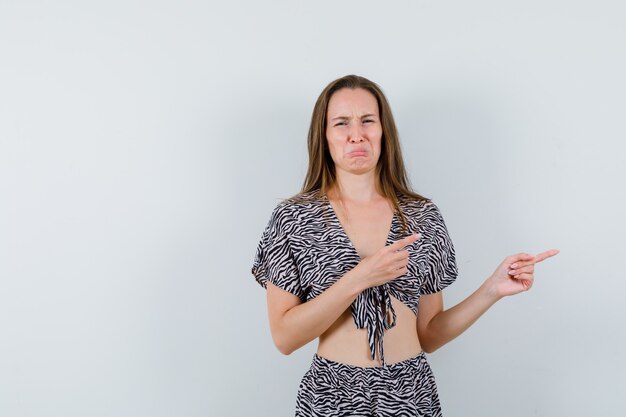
top-left (347, 150), bottom-right (368, 157)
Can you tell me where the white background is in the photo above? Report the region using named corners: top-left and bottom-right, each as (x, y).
top-left (1, 1), bottom-right (625, 416)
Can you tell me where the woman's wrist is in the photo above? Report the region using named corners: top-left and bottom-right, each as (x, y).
top-left (481, 276), bottom-right (503, 304)
top-left (341, 268), bottom-right (367, 297)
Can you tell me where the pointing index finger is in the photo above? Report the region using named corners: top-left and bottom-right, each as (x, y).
top-left (533, 249), bottom-right (560, 263)
top-left (388, 233), bottom-right (421, 251)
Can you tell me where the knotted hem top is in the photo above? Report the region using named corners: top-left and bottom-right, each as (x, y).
top-left (251, 190), bottom-right (458, 365)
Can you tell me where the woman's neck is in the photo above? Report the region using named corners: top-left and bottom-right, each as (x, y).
top-left (331, 169), bottom-right (381, 204)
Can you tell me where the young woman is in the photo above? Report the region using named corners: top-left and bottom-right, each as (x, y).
top-left (252, 74), bottom-right (559, 416)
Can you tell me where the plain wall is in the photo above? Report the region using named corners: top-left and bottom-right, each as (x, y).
top-left (1, 1), bottom-right (625, 416)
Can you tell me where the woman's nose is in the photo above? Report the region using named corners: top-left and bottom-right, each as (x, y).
top-left (348, 123), bottom-right (365, 142)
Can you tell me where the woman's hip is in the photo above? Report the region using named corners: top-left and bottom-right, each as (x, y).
top-left (295, 353), bottom-right (442, 416)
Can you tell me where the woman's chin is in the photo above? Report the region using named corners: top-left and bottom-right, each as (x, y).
top-left (340, 161), bottom-right (376, 176)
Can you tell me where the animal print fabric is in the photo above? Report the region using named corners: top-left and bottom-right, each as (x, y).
top-left (252, 190), bottom-right (458, 364)
top-left (296, 353), bottom-right (442, 417)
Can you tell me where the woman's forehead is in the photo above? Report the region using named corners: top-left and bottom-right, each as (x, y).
top-left (327, 88), bottom-right (379, 117)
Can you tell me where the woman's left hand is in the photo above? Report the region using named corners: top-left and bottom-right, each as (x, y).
top-left (487, 249), bottom-right (560, 298)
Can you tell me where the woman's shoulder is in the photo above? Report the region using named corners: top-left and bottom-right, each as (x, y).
top-left (284, 189), bottom-right (325, 206)
top-left (267, 189), bottom-right (326, 223)
top-left (397, 192), bottom-right (433, 213)
top-left (398, 193), bottom-right (453, 228)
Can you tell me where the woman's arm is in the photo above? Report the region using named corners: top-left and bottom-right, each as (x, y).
top-left (266, 234), bottom-right (420, 355)
top-left (266, 276), bottom-right (360, 355)
top-left (417, 249), bottom-right (559, 353)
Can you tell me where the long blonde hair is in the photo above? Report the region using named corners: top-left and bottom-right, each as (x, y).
top-left (299, 74), bottom-right (428, 229)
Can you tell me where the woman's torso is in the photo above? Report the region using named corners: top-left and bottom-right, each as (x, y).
top-left (316, 194), bottom-right (423, 367)
top-left (317, 296), bottom-right (422, 367)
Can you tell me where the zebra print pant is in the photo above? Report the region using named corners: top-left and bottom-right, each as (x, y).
top-left (295, 353), bottom-right (442, 417)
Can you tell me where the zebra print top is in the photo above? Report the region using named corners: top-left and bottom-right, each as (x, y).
top-left (252, 190), bottom-right (458, 364)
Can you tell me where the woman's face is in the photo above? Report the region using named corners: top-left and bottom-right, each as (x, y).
top-left (325, 88), bottom-right (383, 176)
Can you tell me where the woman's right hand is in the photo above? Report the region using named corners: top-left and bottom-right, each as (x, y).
top-left (349, 234), bottom-right (421, 289)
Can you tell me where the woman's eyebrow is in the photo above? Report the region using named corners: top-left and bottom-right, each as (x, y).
top-left (330, 113), bottom-right (377, 121)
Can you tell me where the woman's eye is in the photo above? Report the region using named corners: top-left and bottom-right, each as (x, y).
top-left (363, 119), bottom-right (373, 124)
top-left (334, 122), bottom-right (346, 126)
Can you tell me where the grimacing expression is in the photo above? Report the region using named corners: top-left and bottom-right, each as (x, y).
top-left (325, 88), bottom-right (383, 176)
